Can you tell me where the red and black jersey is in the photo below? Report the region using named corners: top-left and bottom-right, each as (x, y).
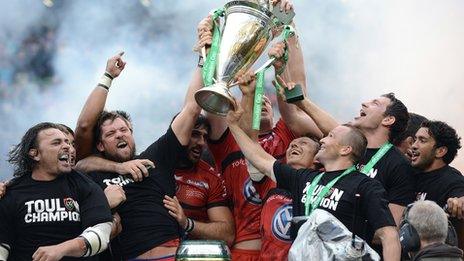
top-left (208, 119), bottom-right (295, 243)
top-left (175, 160), bottom-right (228, 223)
top-left (259, 188), bottom-right (293, 261)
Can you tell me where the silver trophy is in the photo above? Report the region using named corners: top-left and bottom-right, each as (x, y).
top-left (195, 0), bottom-right (282, 116)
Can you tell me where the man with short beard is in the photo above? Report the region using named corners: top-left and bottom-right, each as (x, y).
top-left (411, 120), bottom-right (464, 249)
top-left (0, 122), bottom-right (112, 261)
top-left (162, 114), bottom-right (234, 246)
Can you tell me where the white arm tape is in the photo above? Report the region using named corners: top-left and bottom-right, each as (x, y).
top-left (0, 243), bottom-right (10, 260)
top-left (246, 160), bottom-right (265, 182)
top-left (80, 221), bottom-right (112, 257)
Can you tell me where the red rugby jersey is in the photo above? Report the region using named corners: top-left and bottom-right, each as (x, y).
top-left (208, 119), bottom-right (295, 243)
top-left (175, 160), bottom-right (228, 223)
top-left (259, 188), bottom-right (293, 261)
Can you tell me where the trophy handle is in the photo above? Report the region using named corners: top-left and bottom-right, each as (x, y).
top-left (254, 56), bottom-right (276, 75)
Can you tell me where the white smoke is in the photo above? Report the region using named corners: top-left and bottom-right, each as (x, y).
top-left (1, 0), bottom-right (463, 178)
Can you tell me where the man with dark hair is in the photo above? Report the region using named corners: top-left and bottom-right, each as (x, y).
top-left (57, 124), bottom-right (77, 166)
top-left (162, 113), bottom-right (234, 246)
top-left (0, 122), bottom-right (113, 260)
top-left (225, 106), bottom-right (401, 260)
top-left (411, 120), bottom-right (464, 248)
top-left (393, 113), bottom-right (428, 161)
top-left (289, 88), bottom-right (416, 226)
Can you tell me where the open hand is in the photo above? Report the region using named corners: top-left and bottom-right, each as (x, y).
top-left (32, 245), bottom-right (64, 261)
top-left (163, 195), bottom-right (188, 228)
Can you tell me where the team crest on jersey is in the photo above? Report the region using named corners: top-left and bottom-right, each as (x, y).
top-left (24, 198), bottom-right (80, 223)
top-left (243, 178), bottom-right (262, 205)
top-left (64, 198), bottom-right (75, 211)
top-left (272, 203), bottom-right (293, 242)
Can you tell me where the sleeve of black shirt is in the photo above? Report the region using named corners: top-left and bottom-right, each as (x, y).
top-left (386, 162), bottom-right (416, 206)
top-left (71, 172), bottom-right (113, 228)
top-left (0, 196), bottom-right (13, 246)
top-left (447, 174), bottom-right (464, 199)
top-left (273, 161), bottom-right (308, 196)
top-left (358, 178), bottom-right (396, 231)
top-left (138, 126), bottom-right (187, 177)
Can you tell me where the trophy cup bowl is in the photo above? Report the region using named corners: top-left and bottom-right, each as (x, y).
top-left (195, 0), bottom-right (275, 116)
top-left (175, 240), bottom-right (231, 261)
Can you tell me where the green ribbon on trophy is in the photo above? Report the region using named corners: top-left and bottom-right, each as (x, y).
top-left (202, 8), bottom-right (225, 87)
top-left (252, 25), bottom-right (295, 130)
top-left (252, 70), bottom-right (266, 130)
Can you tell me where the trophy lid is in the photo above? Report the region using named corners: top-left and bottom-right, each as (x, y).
top-left (225, 0), bottom-right (274, 19)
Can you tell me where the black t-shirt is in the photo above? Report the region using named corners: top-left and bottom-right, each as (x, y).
top-left (415, 165), bottom-right (464, 208)
top-left (273, 161), bottom-right (395, 242)
top-left (358, 146), bottom-right (416, 206)
top-left (88, 127), bottom-right (187, 259)
top-left (0, 170), bottom-right (112, 261)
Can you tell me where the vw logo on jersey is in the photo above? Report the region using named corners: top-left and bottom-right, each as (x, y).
top-left (272, 203), bottom-right (293, 242)
top-left (243, 178), bottom-right (262, 205)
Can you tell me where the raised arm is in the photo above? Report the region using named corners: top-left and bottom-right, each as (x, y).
top-left (226, 106), bottom-right (277, 181)
top-left (74, 52), bottom-right (126, 160)
top-left (194, 15), bottom-right (229, 141)
top-left (273, 74), bottom-right (339, 136)
top-left (271, 39), bottom-right (323, 139)
top-left (171, 66), bottom-right (204, 146)
top-left (236, 70), bottom-right (259, 140)
top-left (170, 15), bottom-right (215, 145)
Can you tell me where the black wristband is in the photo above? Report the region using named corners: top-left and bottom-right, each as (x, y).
top-left (79, 236), bottom-right (91, 257)
top-left (197, 55), bottom-right (204, 68)
top-left (190, 218), bottom-right (195, 232)
top-left (185, 218), bottom-right (194, 233)
top-left (104, 72), bottom-right (114, 80)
